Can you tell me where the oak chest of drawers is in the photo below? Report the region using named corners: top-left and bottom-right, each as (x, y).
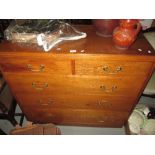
top-left (0, 25), bottom-right (155, 127)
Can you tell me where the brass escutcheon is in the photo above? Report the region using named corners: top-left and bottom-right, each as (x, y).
top-left (100, 85), bottom-right (117, 93)
top-left (27, 64), bottom-right (45, 72)
top-left (32, 82), bottom-right (48, 90)
top-left (102, 66), bottom-right (123, 74)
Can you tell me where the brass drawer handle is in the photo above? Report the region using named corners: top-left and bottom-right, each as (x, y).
top-left (32, 82), bottom-right (48, 90)
top-left (103, 66), bottom-right (122, 74)
top-left (98, 100), bottom-right (112, 107)
top-left (98, 116), bottom-right (109, 123)
top-left (98, 120), bottom-right (105, 123)
top-left (38, 99), bottom-right (53, 105)
top-left (27, 64), bottom-right (45, 72)
top-left (48, 113), bottom-right (54, 118)
top-left (100, 85), bottom-right (117, 93)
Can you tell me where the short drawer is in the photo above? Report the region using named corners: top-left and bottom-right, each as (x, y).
top-left (23, 108), bottom-right (129, 127)
top-left (75, 60), bottom-right (152, 76)
top-left (0, 58), bottom-right (72, 75)
top-left (16, 93), bottom-right (135, 111)
top-left (5, 73), bottom-right (147, 97)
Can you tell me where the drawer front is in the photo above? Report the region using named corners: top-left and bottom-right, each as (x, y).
top-left (16, 93), bottom-right (134, 111)
top-left (5, 73), bottom-right (146, 97)
top-left (0, 58), bottom-right (72, 74)
top-left (75, 61), bottom-right (152, 76)
top-left (23, 108), bottom-right (129, 127)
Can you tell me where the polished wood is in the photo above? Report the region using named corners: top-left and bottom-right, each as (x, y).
top-left (22, 108), bottom-right (129, 127)
top-left (0, 25), bottom-right (155, 127)
top-left (0, 25), bottom-right (154, 56)
top-left (75, 61), bottom-right (152, 76)
top-left (0, 57), bottom-right (72, 74)
top-left (14, 93), bottom-right (135, 111)
top-left (3, 73), bottom-right (148, 97)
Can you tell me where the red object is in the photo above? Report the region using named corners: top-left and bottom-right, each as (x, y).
top-left (113, 19), bottom-right (141, 50)
top-left (92, 19), bottom-right (119, 37)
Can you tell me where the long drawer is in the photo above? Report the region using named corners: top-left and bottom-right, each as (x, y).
top-left (16, 93), bottom-right (134, 111)
top-left (0, 56), bottom-right (152, 76)
top-left (75, 60), bottom-right (152, 76)
top-left (22, 108), bottom-right (129, 127)
top-left (5, 73), bottom-right (147, 97)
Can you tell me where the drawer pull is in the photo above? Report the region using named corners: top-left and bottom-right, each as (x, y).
top-left (32, 82), bottom-right (48, 90)
top-left (100, 85), bottom-right (117, 93)
top-left (38, 99), bottom-right (53, 105)
top-left (98, 120), bottom-right (105, 123)
top-left (98, 100), bottom-right (112, 107)
top-left (98, 116), bottom-right (109, 122)
top-left (103, 66), bottom-right (122, 74)
top-left (48, 113), bottom-right (54, 118)
top-left (27, 64), bottom-right (45, 72)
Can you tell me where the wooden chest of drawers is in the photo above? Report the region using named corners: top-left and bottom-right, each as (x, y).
top-left (0, 25), bottom-right (155, 127)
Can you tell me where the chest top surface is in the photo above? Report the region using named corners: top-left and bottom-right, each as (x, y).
top-left (0, 25), bottom-right (155, 58)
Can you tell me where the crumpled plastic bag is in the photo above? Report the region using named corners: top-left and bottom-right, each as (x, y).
top-left (5, 19), bottom-right (87, 52)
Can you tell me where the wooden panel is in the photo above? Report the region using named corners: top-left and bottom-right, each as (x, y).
top-left (22, 108), bottom-right (129, 127)
top-left (0, 58), bottom-right (72, 74)
top-left (16, 93), bottom-right (134, 111)
top-left (5, 73), bottom-right (147, 97)
top-left (0, 25), bottom-right (155, 128)
top-left (75, 60), bottom-right (152, 76)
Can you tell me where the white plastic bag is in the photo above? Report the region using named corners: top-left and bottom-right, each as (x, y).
top-left (5, 20), bottom-right (87, 52)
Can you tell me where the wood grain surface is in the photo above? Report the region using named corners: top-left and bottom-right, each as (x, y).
top-left (0, 25), bottom-right (155, 127)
